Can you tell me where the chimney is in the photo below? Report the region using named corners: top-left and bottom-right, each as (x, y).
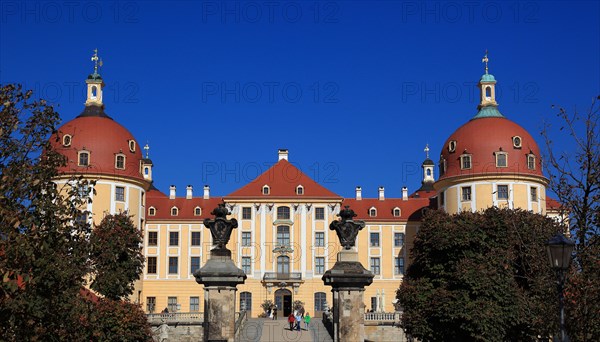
top-left (169, 185), bottom-right (176, 199)
top-left (355, 186), bottom-right (362, 200)
top-left (402, 186), bottom-right (408, 200)
top-left (186, 185), bottom-right (193, 199)
top-left (378, 186), bottom-right (385, 201)
top-left (203, 185), bottom-right (210, 200)
top-left (278, 149), bottom-right (289, 161)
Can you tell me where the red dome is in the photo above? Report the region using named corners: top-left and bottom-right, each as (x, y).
top-left (439, 117), bottom-right (544, 180)
top-left (51, 114), bottom-right (146, 182)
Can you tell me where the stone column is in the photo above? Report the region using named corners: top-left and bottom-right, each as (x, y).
top-left (323, 249), bottom-right (373, 342)
top-left (194, 204), bottom-right (247, 342)
top-left (196, 249), bottom-right (246, 342)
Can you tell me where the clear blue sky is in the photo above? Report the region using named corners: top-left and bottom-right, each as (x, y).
top-left (1, 1), bottom-right (599, 198)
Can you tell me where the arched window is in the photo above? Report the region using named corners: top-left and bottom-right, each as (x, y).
top-left (262, 185), bottom-right (270, 195)
top-left (277, 206), bottom-right (290, 220)
top-left (171, 207), bottom-right (178, 216)
top-left (426, 169), bottom-right (431, 176)
top-left (369, 207), bottom-right (377, 217)
top-left (296, 185), bottom-right (304, 195)
top-left (314, 292), bottom-right (327, 313)
top-left (194, 207), bottom-right (201, 216)
top-left (144, 167), bottom-right (149, 175)
top-left (148, 207), bottom-right (156, 216)
top-left (277, 226), bottom-right (290, 246)
top-left (62, 134), bottom-right (72, 147)
top-left (240, 292), bottom-right (252, 312)
top-left (115, 154), bottom-right (126, 169)
top-left (91, 86), bottom-right (97, 99)
top-left (277, 256), bottom-right (290, 276)
top-left (485, 86), bottom-right (491, 98)
top-left (393, 207), bottom-right (401, 217)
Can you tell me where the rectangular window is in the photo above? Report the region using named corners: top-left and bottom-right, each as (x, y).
top-left (277, 207), bottom-right (290, 220)
top-left (242, 207), bottom-right (252, 220)
top-left (78, 152), bottom-right (89, 166)
top-left (315, 207), bottom-right (325, 220)
top-left (191, 231), bottom-right (201, 246)
top-left (395, 257), bottom-right (405, 275)
top-left (497, 185), bottom-right (509, 200)
top-left (190, 297), bottom-right (199, 312)
top-left (315, 232), bottom-right (325, 247)
top-left (461, 155), bottom-right (472, 169)
top-left (169, 231), bottom-right (179, 246)
top-left (277, 226), bottom-right (290, 246)
top-left (147, 257), bottom-right (157, 274)
top-left (496, 153), bottom-right (508, 167)
top-left (190, 256), bottom-right (200, 274)
top-left (241, 232), bottom-right (251, 247)
top-left (168, 256), bottom-right (178, 274)
top-left (461, 186), bottom-right (472, 201)
top-left (242, 256), bottom-right (251, 274)
top-left (370, 232), bottom-right (380, 247)
top-left (148, 231), bottom-right (158, 246)
top-left (315, 257), bottom-right (325, 274)
top-left (394, 232), bottom-right (404, 247)
top-left (115, 186), bottom-right (125, 201)
top-left (146, 296), bottom-right (156, 313)
top-left (168, 297), bottom-right (178, 312)
top-left (530, 187), bottom-right (537, 202)
top-left (528, 155), bottom-right (536, 170)
top-left (370, 257), bottom-right (380, 275)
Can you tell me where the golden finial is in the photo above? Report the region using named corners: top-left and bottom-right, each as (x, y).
top-left (91, 48), bottom-right (103, 74)
top-left (424, 144), bottom-right (430, 159)
top-left (144, 143), bottom-right (150, 159)
top-left (482, 50), bottom-right (489, 74)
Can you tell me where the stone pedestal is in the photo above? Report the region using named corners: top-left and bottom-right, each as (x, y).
top-left (322, 249), bottom-right (374, 342)
top-left (194, 249), bottom-right (247, 342)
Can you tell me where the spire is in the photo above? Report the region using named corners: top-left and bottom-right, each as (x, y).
top-left (144, 143), bottom-right (150, 159)
top-left (419, 144), bottom-right (435, 192)
top-left (473, 50), bottom-right (504, 119)
top-left (84, 48), bottom-right (105, 108)
top-left (424, 144), bottom-right (430, 159)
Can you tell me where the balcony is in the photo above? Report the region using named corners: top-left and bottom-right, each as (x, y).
top-left (262, 272), bottom-right (302, 281)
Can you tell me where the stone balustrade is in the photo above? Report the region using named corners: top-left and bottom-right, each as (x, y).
top-left (146, 312), bottom-right (203, 325)
top-left (364, 312), bottom-right (402, 322)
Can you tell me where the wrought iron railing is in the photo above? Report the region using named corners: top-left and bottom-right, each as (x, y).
top-left (146, 312), bottom-right (203, 324)
top-left (262, 272), bottom-right (302, 281)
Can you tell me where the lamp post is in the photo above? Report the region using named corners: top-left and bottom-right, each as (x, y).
top-left (546, 233), bottom-right (575, 342)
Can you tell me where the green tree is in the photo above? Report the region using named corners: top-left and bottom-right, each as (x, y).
top-left (397, 208), bottom-right (560, 341)
top-left (90, 213), bottom-right (144, 300)
top-left (541, 96), bottom-right (600, 341)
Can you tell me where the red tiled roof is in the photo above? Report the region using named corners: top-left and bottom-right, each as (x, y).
top-left (146, 188), bottom-right (224, 220)
top-left (226, 159), bottom-right (341, 199)
top-left (546, 197), bottom-right (562, 210)
top-left (342, 197), bottom-right (431, 222)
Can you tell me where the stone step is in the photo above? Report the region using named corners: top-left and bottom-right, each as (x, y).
top-left (309, 319), bottom-right (333, 342)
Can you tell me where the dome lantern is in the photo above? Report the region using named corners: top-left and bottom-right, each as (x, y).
top-left (85, 49), bottom-right (104, 107)
top-left (475, 51), bottom-right (503, 118)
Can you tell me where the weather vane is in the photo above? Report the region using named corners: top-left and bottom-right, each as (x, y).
top-left (91, 48), bottom-right (103, 74)
top-left (482, 50), bottom-right (489, 74)
top-left (143, 143), bottom-right (150, 159)
top-left (424, 144), bottom-right (430, 159)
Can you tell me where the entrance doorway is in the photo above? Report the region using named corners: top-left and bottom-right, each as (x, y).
top-left (274, 289), bottom-right (292, 317)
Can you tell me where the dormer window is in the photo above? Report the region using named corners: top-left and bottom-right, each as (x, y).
top-left (369, 207), bottom-right (377, 217)
top-left (128, 140), bottom-right (136, 152)
top-left (296, 185), bottom-right (304, 195)
top-left (78, 151), bottom-right (90, 166)
top-left (171, 207), bottom-right (179, 216)
top-left (512, 136), bottom-right (522, 149)
top-left (148, 207), bottom-right (156, 216)
top-left (393, 207), bottom-right (401, 217)
top-left (460, 154), bottom-right (472, 170)
top-left (495, 151), bottom-right (508, 167)
top-left (115, 154), bottom-right (126, 170)
top-left (262, 185), bottom-right (270, 195)
top-left (527, 154), bottom-right (536, 170)
top-left (194, 207), bottom-right (201, 216)
top-left (62, 134), bottom-right (72, 147)
top-left (448, 140), bottom-right (457, 153)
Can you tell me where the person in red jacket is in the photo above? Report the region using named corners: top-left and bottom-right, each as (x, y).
top-left (288, 313), bottom-right (295, 330)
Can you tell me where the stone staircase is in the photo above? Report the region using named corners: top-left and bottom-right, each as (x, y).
top-left (309, 319), bottom-right (333, 342)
